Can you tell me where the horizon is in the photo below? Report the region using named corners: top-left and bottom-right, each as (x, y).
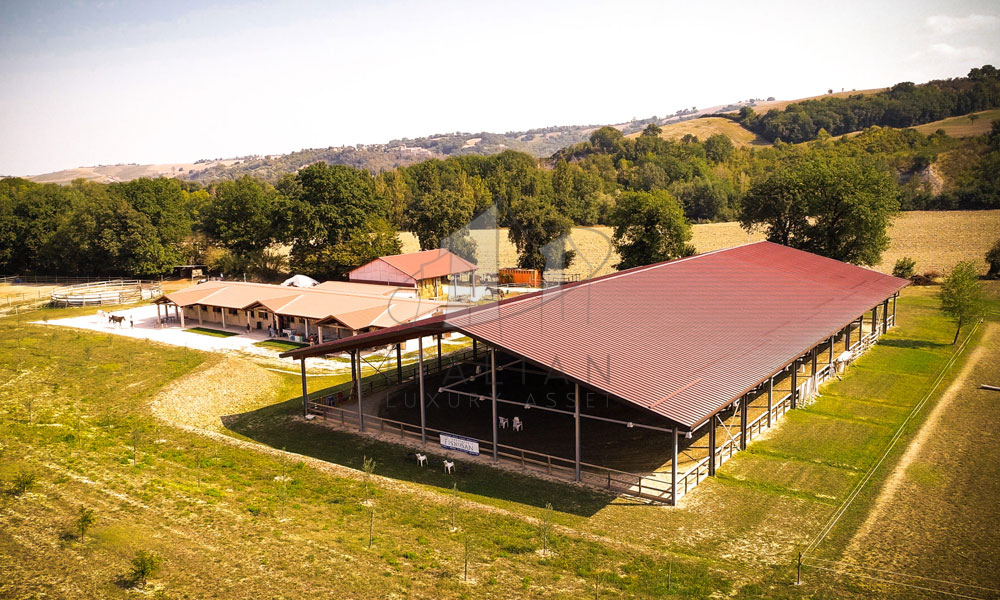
top-left (2, 0), bottom-right (1000, 176)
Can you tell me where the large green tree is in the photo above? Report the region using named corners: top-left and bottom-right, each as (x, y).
top-left (704, 134), bottom-right (735, 163)
top-left (507, 195), bottom-right (575, 271)
top-left (939, 261), bottom-right (986, 343)
top-left (204, 176), bottom-right (282, 256)
top-left (609, 190), bottom-right (694, 270)
top-left (281, 162), bottom-right (400, 279)
top-left (739, 154), bottom-right (898, 265)
top-left (402, 159), bottom-right (478, 260)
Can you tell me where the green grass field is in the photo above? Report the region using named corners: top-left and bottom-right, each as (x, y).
top-left (1, 284), bottom-right (998, 598)
top-left (185, 326), bottom-right (239, 338)
top-left (253, 338), bottom-right (309, 352)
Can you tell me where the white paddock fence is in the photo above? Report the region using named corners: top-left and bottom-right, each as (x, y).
top-left (49, 279), bottom-right (162, 307)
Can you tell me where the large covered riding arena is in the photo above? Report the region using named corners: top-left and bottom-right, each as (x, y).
top-left (283, 242), bottom-right (909, 505)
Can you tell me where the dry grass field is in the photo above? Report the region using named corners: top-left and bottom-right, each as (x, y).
top-left (743, 88), bottom-right (886, 114)
top-left (876, 210), bottom-right (1000, 275)
top-left (626, 117), bottom-right (771, 147)
top-left (912, 108), bottom-right (1000, 137)
top-left (400, 210), bottom-right (1000, 280)
top-left (0, 283), bottom-right (60, 302)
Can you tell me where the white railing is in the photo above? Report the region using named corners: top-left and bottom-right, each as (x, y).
top-left (307, 401), bottom-right (674, 504)
top-left (49, 279), bottom-right (162, 307)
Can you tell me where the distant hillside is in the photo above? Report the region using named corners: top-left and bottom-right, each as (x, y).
top-left (23, 103), bottom-right (753, 184)
top-left (26, 69), bottom-right (996, 186)
top-left (27, 159), bottom-right (240, 185)
top-left (912, 109), bottom-right (1000, 137)
top-left (626, 116), bottom-right (771, 147)
top-left (729, 88), bottom-right (886, 115)
top-left (734, 67), bottom-right (1000, 143)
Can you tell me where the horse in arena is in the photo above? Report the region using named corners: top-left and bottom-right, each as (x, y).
top-left (108, 315), bottom-right (126, 327)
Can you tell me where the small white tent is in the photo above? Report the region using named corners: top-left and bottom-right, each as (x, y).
top-left (281, 274), bottom-right (319, 288)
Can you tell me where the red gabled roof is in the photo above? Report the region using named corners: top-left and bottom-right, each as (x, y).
top-left (353, 249), bottom-right (478, 281)
top-left (285, 242), bottom-right (908, 429)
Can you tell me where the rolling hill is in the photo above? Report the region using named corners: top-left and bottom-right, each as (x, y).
top-left (626, 116), bottom-right (771, 147)
top-left (22, 83), bottom-right (995, 185)
top-left (912, 108), bottom-right (1000, 137)
top-left (26, 159), bottom-right (241, 185)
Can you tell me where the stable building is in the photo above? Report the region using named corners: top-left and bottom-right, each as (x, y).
top-left (154, 280), bottom-right (443, 344)
top-left (349, 249), bottom-right (477, 300)
top-left (282, 242), bottom-right (909, 504)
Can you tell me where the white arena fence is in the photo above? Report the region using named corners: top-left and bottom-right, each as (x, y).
top-left (49, 279), bottom-right (163, 307)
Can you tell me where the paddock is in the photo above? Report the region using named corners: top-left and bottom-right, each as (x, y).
top-left (49, 279), bottom-right (161, 307)
top-left (285, 242), bottom-right (908, 504)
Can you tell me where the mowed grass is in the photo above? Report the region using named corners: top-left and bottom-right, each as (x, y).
top-left (2, 283), bottom-right (998, 599)
top-left (399, 210), bottom-right (1000, 280)
top-left (253, 338), bottom-right (309, 352)
top-left (0, 305), bottom-right (735, 598)
top-left (566, 284), bottom-right (1000, 598)
top-left (912, 108), bottom-right (1000, 137)
top-left (836, 323), bottom-right (1000, 597)
top-left (185, 326), bottom-right (239, 338)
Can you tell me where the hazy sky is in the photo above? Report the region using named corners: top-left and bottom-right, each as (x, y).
top-left (2, 0), bottom-right (999, 176)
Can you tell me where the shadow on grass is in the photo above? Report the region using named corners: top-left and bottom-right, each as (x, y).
top-left (222, 397), bottom-right (613, 517)
top-left (877, 337), bottom-right (949, 351)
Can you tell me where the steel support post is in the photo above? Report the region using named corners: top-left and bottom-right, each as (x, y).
top-left (300, 358), bottom-right (309, 417)
top-left (708, 418), bottom-right (716, 476)
top-left (491, 348), bottom-right (498, 462)
top-left (418, 337), bottom-right (426, 444)
top-left (574, 383), bottom-right (581, 482)
top-left (670, 429), bottom-right (679, 506)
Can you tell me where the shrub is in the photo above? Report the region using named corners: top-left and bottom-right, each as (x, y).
top-left (892, 257), bottom-right (917, 279)
top-left (922, 269), bottom-right (942, 281)
top-left (9, 471), bottom-right (37, 496)
top-left (940, 261), bottom-right (986, 344)
top-left (986, 238), bottom-right (1000, 279)
top-left (128, 550), bottom-right (162, 588)
top-left (76, 507), bottom-right (96, 538)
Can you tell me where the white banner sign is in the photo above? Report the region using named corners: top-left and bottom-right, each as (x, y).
top-left (440, 432), bottom-right (480, 456)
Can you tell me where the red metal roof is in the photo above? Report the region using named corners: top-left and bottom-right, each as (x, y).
top-left (285, 242), bottom-right (908, 429)
top-left (350, 249), bottom-right (478, 282)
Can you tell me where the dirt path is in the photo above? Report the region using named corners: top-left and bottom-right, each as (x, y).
top-left (150, 355), bottom-right (283, 432)
top-left (845, 324), bottom-right (995, 552)
top-left (841, 323), bottom-right (1000, 596)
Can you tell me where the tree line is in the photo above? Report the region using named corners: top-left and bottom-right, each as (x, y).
top-left (3, 100), bottom-right (999, 279)
top-left (735, 65), bottom-right (1000, 144)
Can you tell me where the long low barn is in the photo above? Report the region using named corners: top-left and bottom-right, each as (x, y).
top-left (282, 242), bottom-right (909, 503)
top-left (155, 280), bottom-right (446, 344)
